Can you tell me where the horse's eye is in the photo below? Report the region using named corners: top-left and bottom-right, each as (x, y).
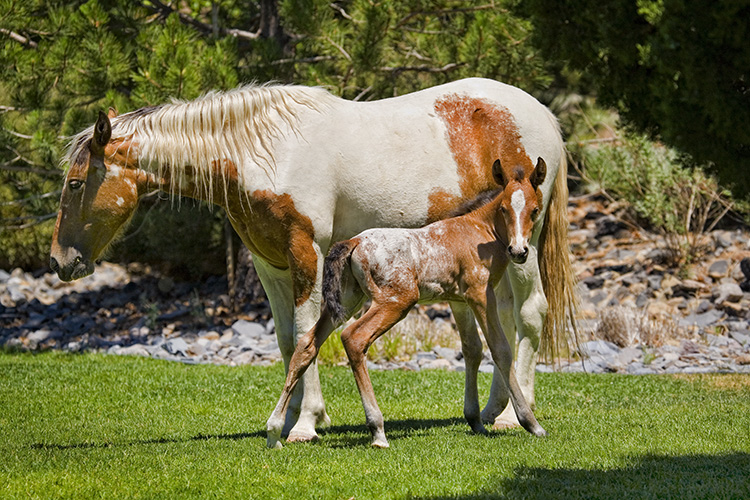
top-left (68, 180), bottom-right (83, 190)
top-left (531, 208), bottom-right (540, 220)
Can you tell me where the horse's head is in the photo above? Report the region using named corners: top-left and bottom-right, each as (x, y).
top-left (50, 111), bottom-right (142, 281)
top-left (492, 156), bottom-right (547, 264)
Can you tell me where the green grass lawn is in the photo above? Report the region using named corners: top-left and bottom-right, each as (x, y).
top-left (1, 351), bottom-right (749, 499)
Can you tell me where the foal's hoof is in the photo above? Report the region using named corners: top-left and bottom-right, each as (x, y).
top-left (286, 430), bottom-right (320, 443)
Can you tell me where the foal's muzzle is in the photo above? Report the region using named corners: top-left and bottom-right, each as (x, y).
top-left (508, 245), bottom-right (529, 264)
top-left (50, 249), bottom-right (94, 282)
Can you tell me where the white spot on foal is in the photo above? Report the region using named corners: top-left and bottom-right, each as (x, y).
top-left (116, 196), bottom-right (125, 207)
top-left (510, 188), bottom-right (526, 248)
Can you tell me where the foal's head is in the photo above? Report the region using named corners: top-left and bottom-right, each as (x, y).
top-left (50, 111), bottom-right (142, 281)
top-left (492, 156), bottom-right (547, 264)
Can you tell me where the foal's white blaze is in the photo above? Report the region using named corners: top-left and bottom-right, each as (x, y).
top-left (510, 188), bottom-right (526, 250)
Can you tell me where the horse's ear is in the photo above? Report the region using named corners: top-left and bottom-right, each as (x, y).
top-left (531, 157), bottom-right (547, 188)
top-left (90, 111), bottom-right (112, 155)
top-left (492, 159), bottom-right (507, 187)
top-left (107, 107), bottom-right (118, 119)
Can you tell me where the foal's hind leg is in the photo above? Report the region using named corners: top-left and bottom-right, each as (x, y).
top-left (341, 299), bottom-right (414, 448)
top-left (451, 301), bottom-right (486, 435)
top-left (266, 309), bottom-right (337, 448)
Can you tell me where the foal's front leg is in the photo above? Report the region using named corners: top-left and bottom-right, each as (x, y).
top-left (451, 301), bottom-right (486, 435)
top-left (469, 287), bottom-right (546, 437)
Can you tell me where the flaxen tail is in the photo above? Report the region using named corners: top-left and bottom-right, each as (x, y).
top-left (538, 150), bottom-right (580, 362)
top-left (323, 239), bottom-right (359, 325)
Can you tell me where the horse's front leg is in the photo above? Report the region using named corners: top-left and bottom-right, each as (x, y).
top-left (450, 301), bottom-right (486, 435)
top-left (253, 255), bottom-right (330, 442)
top-left (468, 287), bottom-right (546, 437)
top-left (485, 251), bottom-right (548, 430)
top-left (266, 309), bottom-right (337, 448)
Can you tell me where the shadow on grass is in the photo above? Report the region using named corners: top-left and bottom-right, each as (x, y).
top-left (29, 417), bottom-right (472, 451)
top-left (416, 453), bottom-right (750, 499)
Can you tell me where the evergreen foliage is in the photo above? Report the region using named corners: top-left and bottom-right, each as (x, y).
top-left (522, 0), bottom-right (750, 198)
top-left (1, 0), bottom-right (548, 271)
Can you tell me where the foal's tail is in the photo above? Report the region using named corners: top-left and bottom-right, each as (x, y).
top-left (323, 239), bottom-right (359, 325)
top-left (538, 150), bottom-right (580, 362)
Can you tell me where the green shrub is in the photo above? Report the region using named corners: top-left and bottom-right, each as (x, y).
top-left (575, 133), bottom-right (747, 267)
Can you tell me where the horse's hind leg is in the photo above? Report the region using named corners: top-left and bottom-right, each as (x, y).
top-left (266, 309), bottom-right (337, 448)
top-left (451, 301), bottom-right (486, 435)
top-left (341, 300), bottom-right (414, 448)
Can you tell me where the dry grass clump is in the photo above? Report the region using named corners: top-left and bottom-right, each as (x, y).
top-left (593, 306), bottom-right (684, 347)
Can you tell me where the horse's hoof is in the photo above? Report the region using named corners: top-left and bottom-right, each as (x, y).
top-left (266, 436), bottom-right (284, 449)
top-left (317, 412), bottom-right (332, 427)
top-left (371, 439), bottom-right (390, 449)
top-left (533, 426), bottom-right (548, 437)
top-left (492, 419), bottom-right (521, 431)
top-left (286, 430), bottom-right (319, 443)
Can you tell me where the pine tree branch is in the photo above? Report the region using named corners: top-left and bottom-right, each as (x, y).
top-left (0, 28), bottom-right (38, 48)
top-left (0, 190), bottom-right (62, 207)
top-left (379, 62), bottom-right (464, 74)
top-left (142, 0), bottom-right (260, 41)
top-left (395, 4), bottom-right (500, 29)
top-left (1, 212), bottom-right (57, 228)
top-left (1, 164), bottom-right (61, 177)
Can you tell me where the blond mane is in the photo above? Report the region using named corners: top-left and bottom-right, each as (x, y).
top-left (64, 83), bottom-right (335, 203)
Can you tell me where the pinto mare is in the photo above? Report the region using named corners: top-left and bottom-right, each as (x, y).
top-left (267, 157), bottom-right (549, 448)
top-left (50, 78), bottom-right (576, 441)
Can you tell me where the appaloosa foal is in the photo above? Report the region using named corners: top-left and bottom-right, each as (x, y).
top-left (267, 157), bottom-right (548, 448)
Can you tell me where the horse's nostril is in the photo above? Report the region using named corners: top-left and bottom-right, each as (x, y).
top-left (50, 257), bottom-right (59, 272)
top-left (73, 256), bottom-right (81, 266)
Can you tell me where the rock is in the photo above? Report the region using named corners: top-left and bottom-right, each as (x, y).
top-left (707, 260), bottom-right (730, 279)
top-left (422, 359), bottom-right (452, 370)
top-left (713, 283), bottom-right (744, 304)
top-left (0, 269), bottom-right (10, 283)
top-left (232, 319), bottom-right (265, 339)
top-left (163, 338), bottom-right (190, 356)
top-left (679, 309), bottom-right (724, 329)
top-left (433, 346), bottom-right (460, 361)
top-left (595, 215), bottom-right (627, 237)
top-left (741, 258), bottom-right (750, 280)
top-left (729, 330), bottom-right (750, 347)
top-left (118, 344), bottom-right (150, 357)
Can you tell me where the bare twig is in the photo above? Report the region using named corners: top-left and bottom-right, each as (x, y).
top-left (395, 4), bottom-right (498, 29)
top-left (0, 212), bottom-right (57, 228)
top-left (0, 28), bottom-right (38, 48)
top-left (1, 164), bottom-right (61, 177)
top-left (0, 190), bottom-right (61, 206)
top-left (142, 0), bottom-right (260, 41)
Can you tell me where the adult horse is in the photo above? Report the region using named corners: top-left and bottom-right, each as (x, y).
top-left (50, 78), bottom-right (576, 441)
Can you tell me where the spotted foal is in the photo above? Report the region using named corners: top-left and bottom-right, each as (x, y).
top-left (267, 157), bottom-right (548, 448)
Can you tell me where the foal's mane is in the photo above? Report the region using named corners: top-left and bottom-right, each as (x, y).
top-left (64, 83), bottom-right (334, 202)
top-left (449, 188), bottom-right (502, 217)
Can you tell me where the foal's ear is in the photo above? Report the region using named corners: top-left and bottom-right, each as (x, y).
top-left (531, 157), bottom-right (547, 188)
top-left (107, 107), bottom-right (118, 119)
top-left (90, 111), bottom-right (112, 156)
top-left (492, 159), bottom-right (507, 187)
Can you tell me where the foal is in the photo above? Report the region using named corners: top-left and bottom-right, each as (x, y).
top-left (267, 157), bottom-right (549, 448)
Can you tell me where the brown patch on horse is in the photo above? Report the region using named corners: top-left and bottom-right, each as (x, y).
top-left (429, 95), bottom-right (534, 222)
top-left (229, 190), bottom-right (318, 307)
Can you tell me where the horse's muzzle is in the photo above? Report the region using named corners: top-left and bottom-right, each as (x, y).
top-left (50, 251), bottom-right (94, 282)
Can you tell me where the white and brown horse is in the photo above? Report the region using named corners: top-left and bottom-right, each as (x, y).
top-left (50, 78), bottom-right (576, 441)
top-left (267, 157), bottom-right (549, 448)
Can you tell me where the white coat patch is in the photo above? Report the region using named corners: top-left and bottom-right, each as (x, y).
top-left (510, 189), bottom-right (525, 245)
top-left (116, 196), bottom-right (125, 207)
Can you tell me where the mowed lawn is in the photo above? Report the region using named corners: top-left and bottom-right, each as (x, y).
top-left (1, 352), bottom-right (749, 499)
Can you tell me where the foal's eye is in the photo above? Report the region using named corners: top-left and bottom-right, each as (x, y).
top-left (531, 208), bottom-right (540, 220)
top-left (68, 180), bottom-right (83, 190)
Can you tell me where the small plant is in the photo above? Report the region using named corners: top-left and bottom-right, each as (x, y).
top-left (574, 133), bottom-right (746, 269)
